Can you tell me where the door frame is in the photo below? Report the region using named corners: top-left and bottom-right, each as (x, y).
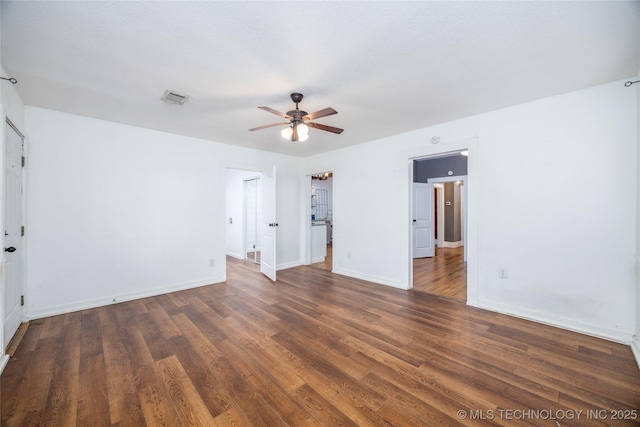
top-left (434, 183), bottom-right (444, 248)
top-left (407, 142), bottom-right (477, 305)
top-left (304, 171), bottom-right (333, 269)
top-left (2, 117), bottom-right (26, 356)
top-left (427, 175), bottom-right (468, 261)
top-left (243, 176), bottom-right (261, 264)
top-left (224, 164), bottom-right (276, 281)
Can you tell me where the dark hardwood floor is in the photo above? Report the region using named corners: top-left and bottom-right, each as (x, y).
top-left (413, 246), bottom-right (467, 301)
top-left (2, 256), bottom-right (639, 426)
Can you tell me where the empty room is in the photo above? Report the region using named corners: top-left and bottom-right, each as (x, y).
top-left (1, 1), bottom-right (640, 426)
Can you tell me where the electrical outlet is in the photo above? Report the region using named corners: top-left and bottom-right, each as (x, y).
top-left (209, 258), bottom-right (216, 267)
top-left (499, 268), bottom-right (508, 279)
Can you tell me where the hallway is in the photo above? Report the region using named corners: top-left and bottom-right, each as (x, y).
top-left (413, 247), bottom-right (466, 301)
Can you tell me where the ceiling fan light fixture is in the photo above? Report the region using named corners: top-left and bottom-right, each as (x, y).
top-left (297, 123), bottom-right (309, 137)
top-left (250, 92), bottom-right (343, 142)
top-left (281, 126), bottom-right (293, 139)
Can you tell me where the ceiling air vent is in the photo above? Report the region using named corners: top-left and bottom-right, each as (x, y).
top-left (161, 90), bottom-right (189, 105)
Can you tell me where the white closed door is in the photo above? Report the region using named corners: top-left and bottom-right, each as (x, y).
top-left (412, 182), bottom-right (435, 258)
top-left (260, 166), bottom-right (277, 281)
top-left (4, 122), bottom-right (23, 349)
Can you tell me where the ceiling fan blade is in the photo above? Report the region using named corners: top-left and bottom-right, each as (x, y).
top-left (307, 122), bottom-right (344, 134)
top-left (249, 122), bottom-right (289, 131)
top-left (258, 106), bottom-right (292, 119)
top-left (303, 107), bottom-right (337, 121)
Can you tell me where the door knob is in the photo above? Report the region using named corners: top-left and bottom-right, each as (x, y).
top-left (4, 247), bottom-right (16, 253)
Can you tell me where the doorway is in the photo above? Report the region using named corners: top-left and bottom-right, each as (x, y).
top-left (411, 152), bottom-right (468, 301)
top-left (225, 166), bottom-right (277, 281)
top-left (309, 172), bottom-right (333, 271)
top-left (243, 177), bottom-right (261, 264)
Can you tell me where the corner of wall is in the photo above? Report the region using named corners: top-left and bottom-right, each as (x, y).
top-left (0, 353), bottom-right (9, 375)
top-left (635, 70), bottom-right (640, 369)
top-left (632, 336), bottom-right (640, 370)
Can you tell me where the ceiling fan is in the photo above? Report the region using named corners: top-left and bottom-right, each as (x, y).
top-left (249, 93), bottom-right (344, 142)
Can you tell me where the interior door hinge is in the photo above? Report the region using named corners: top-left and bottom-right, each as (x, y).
top-left (21, 226), bottom-right (25, 236)
top-left (21, 295), bottom-right (24, 306)
top-left (21, 156), bottom-right (25, 167)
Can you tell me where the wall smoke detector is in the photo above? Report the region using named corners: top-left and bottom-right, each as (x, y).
top-left (161, 90), bottom-right (189, 105)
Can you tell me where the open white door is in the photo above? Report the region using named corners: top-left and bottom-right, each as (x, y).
top-left (260, 166), bottom-right (277, 281)
top-left (4, 121), bottom-right (24, 349)
top-left (412, 182), bottom-right (435, 258)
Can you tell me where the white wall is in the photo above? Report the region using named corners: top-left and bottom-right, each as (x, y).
top-left (24, 107), bottom-right (301, 319)
top-left (303, 79), bottom-right (637, 343)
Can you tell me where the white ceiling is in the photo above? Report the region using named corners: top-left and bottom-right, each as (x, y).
top-left (2, 1), bottom-right (639, 157)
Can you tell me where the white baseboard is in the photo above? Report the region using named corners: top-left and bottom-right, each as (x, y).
top-left (331, 267), bottom-right (408, 290)
top-left (27, 276), bottom-right (225, 320)
top-left (442, 241), bottom-right (463, 248)
top-left (469, 300), bottom-right (635, 345)
top-left (0, 353), bottom-right (9, 375)
top-left (226, 251), bottom-right (244, 260)
top-left (277, 260), bottom-right (303, 271)
top-left (632, 337), bottom-right (640, 370)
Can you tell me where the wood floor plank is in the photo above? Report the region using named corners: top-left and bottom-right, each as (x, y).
top-left (293, 384), bottom-right (360, 427)
top-left (41, 322), bottom-right (81, 426)
top-left (146, 299), bottom-right (183, 340)
top-left (221, 315), bottom-right (307, 393)
top-left (363, 372), bottom-right (471, 427)
top-left (2, 255), bottom-right (639, 426)
top-left (77, 354), bottom-right (111, 426)
top-left (271, 331), bottom-right (386, 412)
top-left (217, 339), bottom-right (311, 426)
top-left (1, 337), bottom-right (57, 427)
top-left (99, 305), bottom-right (146, 426)
top-left (155, 355), bottom-right (217, 426)
top-left (210, 406), bottom-right (254, 427)
top-left (79, 309), bottom-right (103, 360)
top-left (349, 346), bottom-right (500, 422)
top-left (170, 312), bottom-right (223, 361)
top-left (139, 384), bottom-right (182, 427)
top-left (38, 314), bottom-right (65, 340)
